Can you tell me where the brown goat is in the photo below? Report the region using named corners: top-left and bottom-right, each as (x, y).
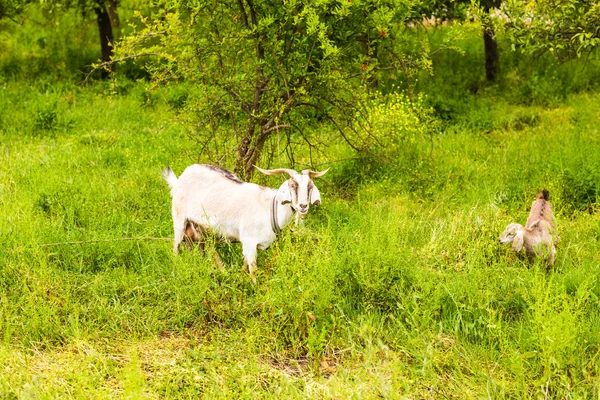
top-left (499, 190), bottom-right (559, 265)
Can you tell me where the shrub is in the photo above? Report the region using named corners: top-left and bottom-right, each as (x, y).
top-left (33, 106), bottom-right (58, 131)
top-left (354, 90), bottom-right (438, 159)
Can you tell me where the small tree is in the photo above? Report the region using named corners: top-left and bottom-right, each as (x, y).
top-left (115, 0), bottom-right (431, 179)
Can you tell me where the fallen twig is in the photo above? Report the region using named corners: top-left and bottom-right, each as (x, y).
top-left (38, 237), bottom-right (172, 247)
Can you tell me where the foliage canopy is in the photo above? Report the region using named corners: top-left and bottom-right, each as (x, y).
top-left (116, 0), bottom-right (434, 178)
top-left (503, 0), bottom-right (600, 62)
top-left (0, 0), bottom-right (28, 19)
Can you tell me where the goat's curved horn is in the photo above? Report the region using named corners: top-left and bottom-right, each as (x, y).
top-left (302, 168), bottom-right (330, 179)
top-left (254, 166), bottom-right (298, 178)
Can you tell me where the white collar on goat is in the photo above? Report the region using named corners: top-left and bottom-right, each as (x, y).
top-left (270, 194), bottom-right (283, 235)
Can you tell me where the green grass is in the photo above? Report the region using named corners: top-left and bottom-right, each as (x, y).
top-left (1, 76), bottom-right (600, 398)
top-left (2, 6), bottom-right (600, 396)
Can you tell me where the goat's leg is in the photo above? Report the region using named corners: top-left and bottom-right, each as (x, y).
top-left (172, 219), bottom-right (186, 254)
top-left (242, 241), bottom-right (258, 284)
top-left (185, 222), bottom-right (206, 254)
top-left (199, 229), bottom-right (224, 270)
top-left (184, 224), bottom-right (194, 251)
top-left (526, 249), bottom-right (535, 264)
top-left (548, 245), bottom-right (556, 266)
top-left (211, 249), bottom-right (225, 271)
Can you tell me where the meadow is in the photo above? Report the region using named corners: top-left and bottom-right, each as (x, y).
top-left (2, 8), bottom-right (600, 399)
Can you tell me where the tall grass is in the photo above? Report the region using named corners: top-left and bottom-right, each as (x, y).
top-left (2, 8), bottom-right (600, 398)
top-left (1, 75), bottom-right (600, 397)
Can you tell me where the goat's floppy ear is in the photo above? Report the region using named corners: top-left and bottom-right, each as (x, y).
top-left (512, 231), bottom-right (524, 252)
top-left (310, 185), bottom-right (322, 205)
top-left (277, 182), bottom-right (292, 205)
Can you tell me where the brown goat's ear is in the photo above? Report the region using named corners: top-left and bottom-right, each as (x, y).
top-left (512, 232), bottom-right (524, 252)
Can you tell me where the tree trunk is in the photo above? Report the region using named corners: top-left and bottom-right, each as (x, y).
top-left (234, 0), bottom-right (269, 181)
top-left (235, 126), bottom-right (256, 180)
top-left (108, 0), bottom-right (120, 28)
top-left (481, 0), bottom-right (501, 82)
top-left (95, 5), bottom-right (114, 76)
top-left (235, 122), bottom-right (269, 181)
top-left (483, 24), bottom-right (500, 82)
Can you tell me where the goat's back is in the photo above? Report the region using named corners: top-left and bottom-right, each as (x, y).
top-left (170, 164), bottom-right (273, 233)
top-left (526, 190), bottom-right (555, 230)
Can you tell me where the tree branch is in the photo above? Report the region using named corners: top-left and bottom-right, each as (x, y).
top-left (262, 124), bottom-right (291, 134)
top-left (82, 52), bottom-right (160, 84)
top-left (39, 237), bottom-right (172, 247)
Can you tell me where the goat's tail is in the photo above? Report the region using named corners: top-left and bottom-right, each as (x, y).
top-left (162, 166), bottom-right (178, 190)
top-left (537, 189), bottom-right (550, 201)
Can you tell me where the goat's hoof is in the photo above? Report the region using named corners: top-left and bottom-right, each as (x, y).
top-left (247, 266), bottom-right (257, 284)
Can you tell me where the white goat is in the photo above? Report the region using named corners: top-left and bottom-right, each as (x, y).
top-left (499, 190), bottom-right (559, 265)
top-left (163, 164), bottom-right (329, 281)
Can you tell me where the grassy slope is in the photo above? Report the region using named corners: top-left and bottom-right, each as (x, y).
top-left (1, 78), bottom-right (600, 398)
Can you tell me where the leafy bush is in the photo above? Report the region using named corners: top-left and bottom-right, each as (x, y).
top-left (561, 166), bottom-right (600, 212)
top-left (32, 106), bottom-right (58, 131)
top-left (165, 89), bottom-right (188, 111)
top-left (358, 91), bottom-right (435, 150)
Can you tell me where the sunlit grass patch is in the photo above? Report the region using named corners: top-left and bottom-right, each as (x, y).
top-left (1, 78), bottom-right (600, 397)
